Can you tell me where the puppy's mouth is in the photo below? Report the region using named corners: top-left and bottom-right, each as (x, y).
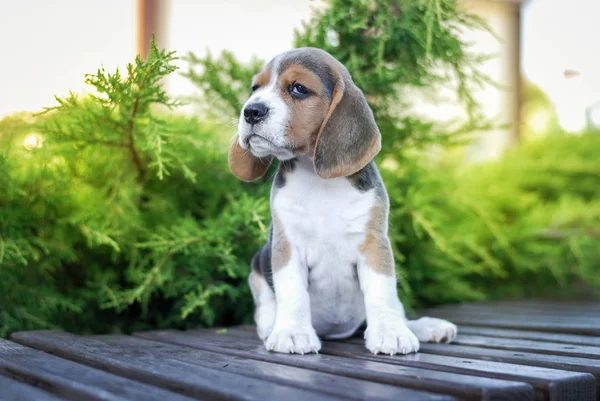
top-left (247, 133), bottom-right (276, 147)
top-left (247, 133), bottom-right (302, 153)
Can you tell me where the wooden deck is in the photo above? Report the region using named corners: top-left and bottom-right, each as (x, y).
top-left (2, 301), bottom-right (599, 401)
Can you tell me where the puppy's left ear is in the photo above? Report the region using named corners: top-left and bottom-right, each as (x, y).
top-left (313, 71), bottom-right (381, 179)
top-left (228, 136), bottom-right (273, 182)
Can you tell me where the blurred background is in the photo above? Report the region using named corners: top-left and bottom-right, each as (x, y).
top-left (0, 0), bottom-right (599, 337)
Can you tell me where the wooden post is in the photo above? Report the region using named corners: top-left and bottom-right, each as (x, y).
top-left (512, 3), bottom-right (523, 143)
top-left (136, 0), bottom-right (167, 59)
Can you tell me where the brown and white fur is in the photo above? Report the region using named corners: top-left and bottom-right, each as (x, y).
top-left (229, 48), bottom-right (457, 355)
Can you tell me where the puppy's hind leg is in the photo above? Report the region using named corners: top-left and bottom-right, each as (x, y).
top-left (249, 265), bottom-right (276, 341)
top-left (406, 317), bottom-right (457, 344)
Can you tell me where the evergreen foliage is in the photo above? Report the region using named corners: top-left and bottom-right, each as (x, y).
top-left (382, 133), bottom-right (600, 307)
top-left (1, 0), bottom-right (598, 336)
top-left (0, 41), bottom-right (269, 336)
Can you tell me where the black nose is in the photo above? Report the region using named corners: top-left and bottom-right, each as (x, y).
top-left (243, 103), bottom-right (269, 125)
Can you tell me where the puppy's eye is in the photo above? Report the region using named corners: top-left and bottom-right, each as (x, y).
top-left (289, 83), bottom-right (311, 98)
top-left (251, 84), bottom-right (259, 92)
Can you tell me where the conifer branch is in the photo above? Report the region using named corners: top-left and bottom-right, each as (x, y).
top-left (126, 97), bottom-right (146, 181)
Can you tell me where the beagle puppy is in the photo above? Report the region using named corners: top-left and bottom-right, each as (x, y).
top-left (229, 48), bottom-right (457, 355)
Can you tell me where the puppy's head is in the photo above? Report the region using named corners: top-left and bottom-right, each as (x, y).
top-left (229, 47), bottom-right (381, 181)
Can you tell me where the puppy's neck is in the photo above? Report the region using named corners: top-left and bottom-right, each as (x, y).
top-left (293, 156), bottom-right (315, 173)
top-left (291, 156), bottom-right (341, 181)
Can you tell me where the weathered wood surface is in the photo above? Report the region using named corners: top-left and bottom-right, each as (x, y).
top-left (0, 375), bottom-right (65, 401)
top-left (0, 338), bottom-right (198, 401)
top-left (457, 326), bottom-right (600, 346)
top-left (424, 302), bottom-right (600, 335)
top-left (135, 329), bottom-right (532, 401)
top-left (2, 301), bottom-right (600, 401)
top-left (155, 325), bottom-right (592, 400)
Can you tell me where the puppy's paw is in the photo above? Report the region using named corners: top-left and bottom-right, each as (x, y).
top-left (407, 317), bottom-right (457, 343)
top-left (255, 307), bottom-right (275, 341)
top-left (265, 326), bottom-right (321, 354)
top-left (365, 323), bottom-right (420, 355)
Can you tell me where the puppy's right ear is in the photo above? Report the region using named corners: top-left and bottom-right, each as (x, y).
top-left (228, 136), bottom-right (273, 181)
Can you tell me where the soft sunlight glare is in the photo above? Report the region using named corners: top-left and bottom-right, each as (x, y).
top-left (23, 133), bottom-right (43, 150)
top-left (528, 110), bottom-right (550, 134)
top-left (382, 158), bottom-right (399, 171)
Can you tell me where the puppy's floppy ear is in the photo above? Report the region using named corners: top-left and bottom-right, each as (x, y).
top-left (228, 136), bottom-right (273, 182)
top-left (313, 70), bottom-right (381, 179)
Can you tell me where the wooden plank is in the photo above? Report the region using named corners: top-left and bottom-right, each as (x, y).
top-left (92, 334), bottom-right (454, 401)
top-left (0, 375), bottom-right (65, 401)
top-left (135, 329), bottom-right (535, 401)
top-left (428, 302), bottom-right (600, 316)
top-left (219, 327), bottom-right (597, 401)
top-left (422, 302), bottom-right (600, 333)
top-left (320, 342), bottom-right (595, 401)
top-left (418, 343), bottom-right (600, 393)
top-left (458, 326), bottom-right (600, 347)
top-left (10, 331), bottom-right (343, 401)
top-left (425, 308), bottom-right (600, 325)
top-left (457, 301), bottom-right (600, 312)
top-left (420, 316), bottom-right (600, 336)
top-left (428, 301), bottom-right (600, 312)
top-left (0, 339), bottom-right (198, 401)
top-left (451, 335), bottom-right (600, 359)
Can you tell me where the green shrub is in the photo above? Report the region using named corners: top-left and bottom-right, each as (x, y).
top-left (382, 133), bottom-right (600, 308)
top-left (451, 133), bottom-right (600, 299)
top-left (0, 42), bottom-right (270, 336)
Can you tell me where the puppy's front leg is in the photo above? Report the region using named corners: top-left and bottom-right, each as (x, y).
top-left (264, 227), bottom-right (320, 354)
top-left (358, 238), bottom-right (419, 355)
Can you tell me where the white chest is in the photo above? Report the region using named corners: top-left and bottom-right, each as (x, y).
top-left (273, 163), bottom-right (374, 260)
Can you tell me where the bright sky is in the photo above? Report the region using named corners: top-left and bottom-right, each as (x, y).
top-left (1, 0), bottom-right (599, 130)
top-left (522, 0), bottom-right (600, 131)
top-left (0, 1), bottom-right (135, 117)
